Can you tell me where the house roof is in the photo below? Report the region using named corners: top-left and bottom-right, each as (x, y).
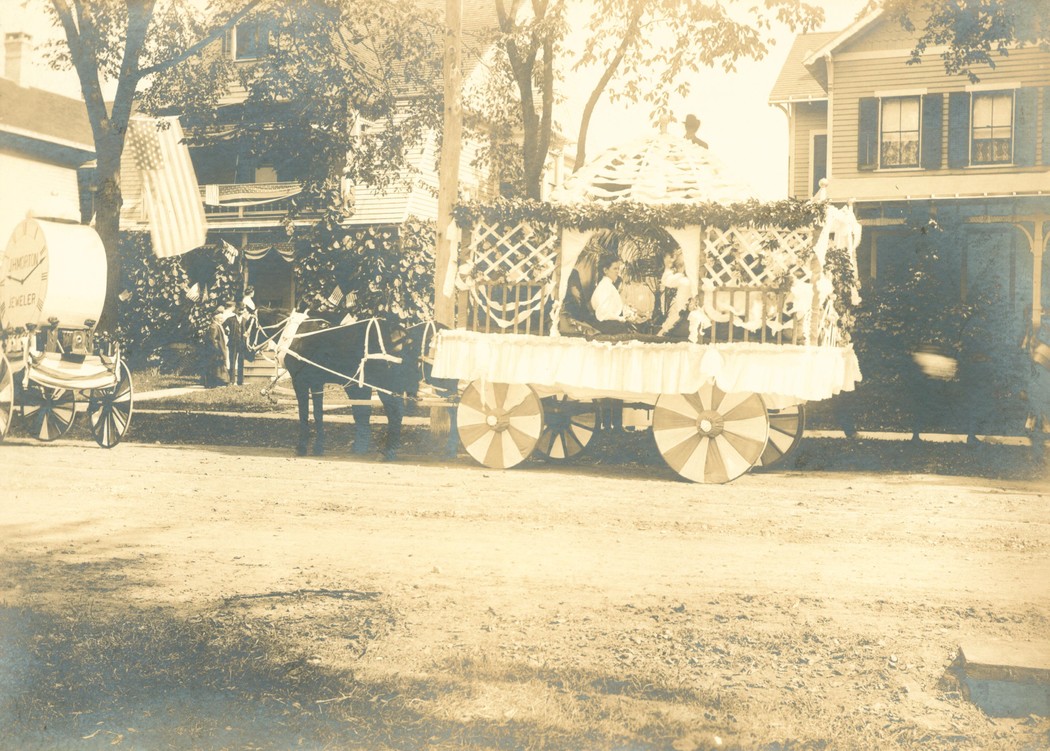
top-left (801, 10), bottom-right (885, 67)
top-left (767, 31), bottom-right (838, 104)
top-left (0, 77), bottom-right (94, 154)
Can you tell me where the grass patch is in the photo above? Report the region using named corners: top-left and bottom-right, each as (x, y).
top-left (138, 383), bottom-right (280, 413)
top-left (132, 366), bottom-right (200, 393)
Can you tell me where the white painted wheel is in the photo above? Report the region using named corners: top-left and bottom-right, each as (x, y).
top-left (457, 381), bottom-right (543, 469)
top-left (0, 353), bottom-right (13, 441)
top-left (755, 403), bottom-right (806, 470)
top-left (535, 396), bottom-right (597, 462)
top-left (653, 385), bottom-right (768, 484)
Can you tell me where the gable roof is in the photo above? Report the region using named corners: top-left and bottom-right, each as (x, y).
top-left (801, 10), bottom-right (885, 67)
top-left (0, 77), bottom-right (94, 153)
top-left (768, 31), bottom-right (838, 104)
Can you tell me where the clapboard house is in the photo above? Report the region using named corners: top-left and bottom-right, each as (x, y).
top-left (770, 9), bottom-right (1050, 339)
top-left (0, 32), bottom-right (94, 242)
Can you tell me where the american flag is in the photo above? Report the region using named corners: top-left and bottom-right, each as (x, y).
top-left (128, 116), bottom-right (207, 259)
top-left (220, 239), bottom-right (240, 265)
top-left (326, 285), bottom-right (345, 306)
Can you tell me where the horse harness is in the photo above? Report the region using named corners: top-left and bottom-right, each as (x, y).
top-left (280, 316), bottom-right (435, 399)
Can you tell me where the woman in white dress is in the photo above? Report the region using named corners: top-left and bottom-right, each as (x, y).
top-left (590, 256), bottom-right (639, 335)
top-left (659, 249), bottom-right (691, 337)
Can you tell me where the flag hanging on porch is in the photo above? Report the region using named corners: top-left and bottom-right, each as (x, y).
top-left (220, 239), bottom-right (240, 265)
top-left (128, 115), bottom-right (207, 259)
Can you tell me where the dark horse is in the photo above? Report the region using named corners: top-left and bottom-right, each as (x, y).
top-left (282, 312), bottom-right (454, 459)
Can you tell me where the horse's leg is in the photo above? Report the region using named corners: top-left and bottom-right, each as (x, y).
top-left (293, 379), bottom-right (310, 456)
top-left (312, 384), bottom-right (326, 456)
top-left (378, 391), bottom-right (404, 461)
top-left (445, 403), bottom-right (460, 459)
top-left (346, 383), bottom-right (372, 454)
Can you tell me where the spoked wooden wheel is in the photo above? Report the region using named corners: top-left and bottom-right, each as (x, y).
top-left (754, 403), bottom-right (806, 470)
top-left (88, 362), bottom-right (134, 448)
top-left (457, 381), bottom-right (543, 469)
top-left (535, 396), bottom-right (597, 462)
top-left (653, 385), bottom-right (768, 484)
top-left (22, 384), bottom-right (78, 442)
top-left (0, 354), bottom-right (13, 441)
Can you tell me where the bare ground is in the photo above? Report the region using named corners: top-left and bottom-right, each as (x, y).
top-left (1, 425), bottom-right (1049, 751)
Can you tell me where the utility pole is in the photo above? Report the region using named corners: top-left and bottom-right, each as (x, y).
top-left (434, 0), bottom-right (463, 327)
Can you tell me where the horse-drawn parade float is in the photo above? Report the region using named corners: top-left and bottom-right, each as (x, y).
top-left (428, 132), bottom-right (863, 483)
top-left (254, 129), bottom-right (864, 483)
top-left (0, 218), bottom-right (133, 448)
top-left (0, 126), bottom-right (861, 485)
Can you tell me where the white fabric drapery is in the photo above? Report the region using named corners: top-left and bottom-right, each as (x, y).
top-left (433, 329), bottom-right (861, 403)
top-left (665, 225), bottom-right (702, 294)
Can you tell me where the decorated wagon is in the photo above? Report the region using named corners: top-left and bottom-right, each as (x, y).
top-left (431, 132), bottom-right (862, 483)
top-left (0, 218), bottom-right (133, 447)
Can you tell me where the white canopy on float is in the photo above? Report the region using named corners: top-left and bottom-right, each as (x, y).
top-left (550, 132), bottom-right (755, 304)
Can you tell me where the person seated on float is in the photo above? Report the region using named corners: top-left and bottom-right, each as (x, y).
top-left (562, 267), bottom-right (596, 325)
top-left (590, 255), bottom-right (642, 335)
top-left (658, 248), bottom-right (692, 338)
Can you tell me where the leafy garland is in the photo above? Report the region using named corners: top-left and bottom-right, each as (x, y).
top-left (452, 197), bottom-right (826, 233)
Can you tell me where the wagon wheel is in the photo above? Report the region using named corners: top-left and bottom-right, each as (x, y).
top-left (22, 384), bottom-right (78, 442)
top-left (0, 353), bottom-right (13, 441)
top-left (457, 381), bottom-right (543, 469)
top-left (534, 396), bottom-right (597, 462)
top-left (88, 361), bottom-right (134, 448)
top-left (754, 403), bottom-right (806, 471)
top-left (653, 385), bottom-right (768, 484)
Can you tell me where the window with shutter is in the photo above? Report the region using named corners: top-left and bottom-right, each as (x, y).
top-left (880, 96), bottom-right (921, 167)
top-left (971, 91), bottom-right (1014, 164)
top-left (233, 21), bottom-right (272, 60)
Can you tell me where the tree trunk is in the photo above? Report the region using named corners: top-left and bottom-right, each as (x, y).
top-left (93, 144), bottom-right (124, 333)
top-left (574, 10), bottom-right (642, 172)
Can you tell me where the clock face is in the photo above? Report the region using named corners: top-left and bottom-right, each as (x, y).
top-left (0, 220), bottom-right (50, 331)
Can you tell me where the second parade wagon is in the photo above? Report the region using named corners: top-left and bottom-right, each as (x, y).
top-left (0, 218), bottom-right (133, 448)
top-left (431, 133), bottom-right (862, 483)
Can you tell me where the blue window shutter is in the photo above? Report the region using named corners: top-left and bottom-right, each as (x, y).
top-left (1014, 87), bottom-right (1038, 167)
top-left (1043, 87), bottom-right (1050, 165)
top-left (858, 97), bottom-right (878, 171)
top-left (921, 94), bottom-right (943, 170)
top-left (948, 92), bottom-right (970, 168)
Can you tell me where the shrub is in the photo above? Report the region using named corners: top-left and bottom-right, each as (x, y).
top-left (113, 233), bottom-right (240, 369)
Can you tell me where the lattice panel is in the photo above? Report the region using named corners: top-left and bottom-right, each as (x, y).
top-left (467, 220), bottom-right (559, 284)
top-left (702, 227), bottom-right (816, 287)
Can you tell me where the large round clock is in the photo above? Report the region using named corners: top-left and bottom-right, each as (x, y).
top-left (0, 218), bottom-right (106, 331)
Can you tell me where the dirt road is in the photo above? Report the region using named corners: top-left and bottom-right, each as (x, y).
top-left (2, 436), bottom-right (1049, 750)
